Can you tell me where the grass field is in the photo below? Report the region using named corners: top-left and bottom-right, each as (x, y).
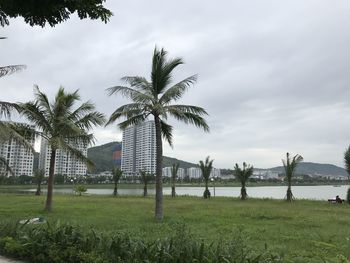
top-left (0, 194), bottom-right (349, 260)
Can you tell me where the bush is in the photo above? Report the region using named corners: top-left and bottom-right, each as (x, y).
top-left (74, 185), bottom-right (87, 196)
top-left (203, 188), bottom-right (211, 198)
top-left (347, 187), bottom-right (350, 205)
top-left (0, 221), bottom-right (283, 263)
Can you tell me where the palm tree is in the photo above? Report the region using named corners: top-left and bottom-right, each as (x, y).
top-left (344, 146), bottom-right (350, 204)
top-left (282, 152), bottom-right (303, 202)
top-left (106, 47), bottom-right (209, 220)
top-left (34, 169), bottom-right (45, 196)
top-left (233, 162), bottom-right (254, 200)
top-left (20, 87), bottom-right (105, 211)
top-left (112, 167), bottom-right (123, 196)
top-left (199, 156), bottom-right (214, 199)
top-left (140, 170), bottom-right (154, 197)
top-left (171, 163), bottom-right (179, 197)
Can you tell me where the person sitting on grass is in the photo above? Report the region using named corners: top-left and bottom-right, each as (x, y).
top-left (336, 195), bottom-right (343, 203)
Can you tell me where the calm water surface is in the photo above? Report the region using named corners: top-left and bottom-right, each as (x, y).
top-left (28, 185), bottom-right (349, 200)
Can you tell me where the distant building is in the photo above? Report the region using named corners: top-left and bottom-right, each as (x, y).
top-left (39, 138), bottom-right (87, 177)
top-left (121, 121), bottom-right (156, 176)
top-left (187, 167), bottom-right (221, 179)
top-left (0, 122), bottom-right (35, 176)
top-left (187, 167), bottom-right (202, 179)
top-left (162, 167), bottom-right (185, 179)
top-left (112, 143), bottom-right (122, 168)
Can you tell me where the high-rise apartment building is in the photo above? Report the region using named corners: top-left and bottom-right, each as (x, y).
top-left (39, 138), bottom-right (87, 177)
top-left (121, 121), bottom-right (156, 176)
top-left (0, 122), bottom-right (35, 176)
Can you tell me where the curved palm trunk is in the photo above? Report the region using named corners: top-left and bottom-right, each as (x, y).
top-left (45, 148), bottom-right (56, 211)
top-left (154, 116), bottom-right (163, 220)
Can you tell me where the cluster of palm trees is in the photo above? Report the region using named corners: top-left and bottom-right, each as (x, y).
top-left (0, 47), bottom-right (209, 220)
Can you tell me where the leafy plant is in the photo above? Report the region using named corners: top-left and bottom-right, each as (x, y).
top-left (74, 185), bottom-right (87, 196)
top-left (282, 152), bottom-right (303, 202)
top-left (199, 156), bottom-right (214, 199)
top-left (233, 162), bottom-right (254, 200)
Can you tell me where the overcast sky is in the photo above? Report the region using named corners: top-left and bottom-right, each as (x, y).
top-left (1, 1), bottom-right (350, 169)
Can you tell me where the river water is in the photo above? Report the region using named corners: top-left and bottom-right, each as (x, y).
top-left (28, 185), bottom-right (350, 200)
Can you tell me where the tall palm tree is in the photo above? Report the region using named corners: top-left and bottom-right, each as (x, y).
top-left (233, 162), bottom-right (254, 200)
top-left (171, 163), bottom-right (179, 197)
top-left (282, 152), bottom-right (303, 202)
top-left (106, 47), bottom-right (209, 220)
top-left (112, 167), bottom-right (123, 196)
top-left (20, 86), bottom-right (105, 211)
top-left (344, 146), bottom-right (350, 204)
top-left (199, 156), bottom-right (214, 199)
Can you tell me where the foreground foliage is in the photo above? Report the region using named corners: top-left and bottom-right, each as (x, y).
top-left (0, 195), bottom-right (349, 261)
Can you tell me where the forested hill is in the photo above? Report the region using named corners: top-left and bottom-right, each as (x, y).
top-left (267, 162), bottom-right (348, 177)
top-left (87, 141), bottom-right (197, 173)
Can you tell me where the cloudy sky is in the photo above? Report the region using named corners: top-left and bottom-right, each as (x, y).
top-left (1, 1), bottom-right (350, 169)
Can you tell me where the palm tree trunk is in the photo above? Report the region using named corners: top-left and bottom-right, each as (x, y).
top-left (154, 116), bottom-right (163, 220)
top-left (144, 183), bottom-right (147, 197)
top-left (35, 182), bottom-right (41, 196)
top-left (241, 181), bottom-right (246, 200)
top-left (45, 148), bottom-right (56, 212)
top-left (113, 182), bottom-right (117, 196)
top-left (286, 177), bottom-right (293, 202)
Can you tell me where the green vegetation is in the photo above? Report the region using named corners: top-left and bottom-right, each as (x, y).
top-left (282, 152), bottom-right (303, 202)
top-left (0, 195), bottom-right (349, 262)
top-left (199, 156), bottom-right (214, 198)
top-left (33, 169), bottom-right (45, 196)
top-left (20, 87), bottom-right (105, 211)
top-left (233, 162), bottom-right (254, 200)
top-left (74, 185), bottom-right (87, 196)
top-left (0, 0), bottom-right (112, 27)
top-left (106, 47), bottom-right (209, 220)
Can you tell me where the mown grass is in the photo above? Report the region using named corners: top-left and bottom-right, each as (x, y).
top-left (0, 194), bottom-right (349, 260)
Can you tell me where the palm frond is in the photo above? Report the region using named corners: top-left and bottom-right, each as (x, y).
top-left (106, 86), bottom-right (153, 104)
top-left (160, 75), bottom-right (197, 104)
top-left (121, 76), bottom-right (152, 93)
top-left (167, 107), bottom-right (210, 132)
top-left (160, 119), bottom-right (173, 147)
top-left (19, 101), bottom-right (53, 134)
top-left (199, 156), bottom-right (214, 181)
top-left (117, 114), bottom-right (148, 130)
top-left (106, 103), bottom-right (148, 126)
top-left (59, 139), bottom-right (94, 171)
top-left (74, 111), bottom-right (106, 130)
top-left (0, 156), bottom-right (13, 176)
top-left (0, 101), bottom-right (21, 118)
top-left (0, 65), bottom-right (26, 78)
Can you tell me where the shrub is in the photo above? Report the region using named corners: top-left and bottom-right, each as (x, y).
top-left (74, 185), bottom-right (87, 196)
top-left (347, 187), bottom-right (350, 205)
top-left (0, 221), bottom-right (283, 263)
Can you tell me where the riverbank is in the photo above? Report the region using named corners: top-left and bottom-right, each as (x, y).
top-left (0, 194), bottom-right (349, 261)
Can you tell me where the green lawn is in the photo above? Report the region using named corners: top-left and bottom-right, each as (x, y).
top-left (0, 194), bottom-right (349, 260)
